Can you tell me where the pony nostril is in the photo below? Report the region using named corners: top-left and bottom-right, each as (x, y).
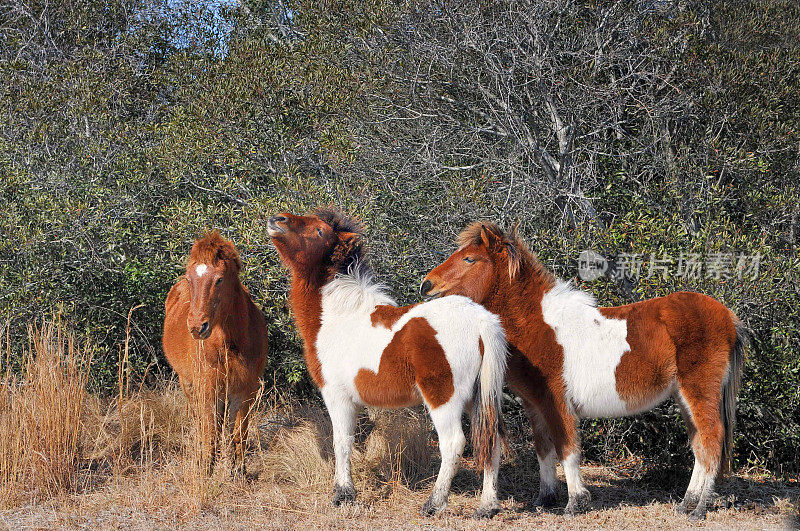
top-left (199, 322), bottom-right (209, 336)
top-left (420, 280), bottom-right (433, 296)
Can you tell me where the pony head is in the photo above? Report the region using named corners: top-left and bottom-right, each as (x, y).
top-left (267, 208), bottom-right (364, 282)
top-left (422, 221), bottom-right (540, 304)
top-left (185, 231), bottom-right (242, 339)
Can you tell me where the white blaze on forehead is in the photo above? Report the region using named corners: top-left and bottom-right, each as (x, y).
top-left (195, 264), bottom-right (209, 277)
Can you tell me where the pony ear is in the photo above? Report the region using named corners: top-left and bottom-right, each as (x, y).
top-left (479, 225), bottom-right (502, 251)
top-left (337, 231), bottom-right (361, 245)
top-left (329, 231), bottom-right (362, 267)
top-left (216, 244), bottom-right (242, 272)
top-left (507, 220), bottom-right (521, 278)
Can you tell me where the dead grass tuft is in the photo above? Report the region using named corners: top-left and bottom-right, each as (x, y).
top-left (85, 387), bottom-right (188, 473)
top-left (256, 404), bottom-right (436, 499)
top-left (0, 321), bottom-right (93, 507)
top-left (261, 416), bottom-right (333, 490)
top-left (359, 408), bottom-right (433, 491)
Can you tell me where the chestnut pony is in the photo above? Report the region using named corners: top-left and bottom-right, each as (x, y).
top-left (268, 209), bottom-right (507, 518)
top-left (423, 222), bottom-right (747, 520)
top-left (163, 232), bottom-right (268, 473)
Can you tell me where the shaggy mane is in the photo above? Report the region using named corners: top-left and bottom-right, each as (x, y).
top-left (457, 221), bottom-right (554, 284)
top-left (189, 231), bottom-right (241, 271)
top-left (313, 207), bottom-right (370, 278)
top-left (314, 207), bottom-right (365, 236)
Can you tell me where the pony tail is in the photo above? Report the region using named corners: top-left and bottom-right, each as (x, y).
top-left (471, 315), bottom-right (508, 470)
top-left (720, 314), bottom-right (748, 475)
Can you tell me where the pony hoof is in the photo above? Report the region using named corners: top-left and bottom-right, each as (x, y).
top-left (677, 495), bottom-right (698, 514)
top-left (473, 505), bottom-right (500, 519)
top-left (688, 508), bottom-right (707, 521)
top-left (332, 484), bottom-right (356, 506)
top-left (420, 499), bottom-right (445, 517)
top-left (564, 491), bottom-right (591, 516)
top-left (532, 492), bottom-right (559, 508)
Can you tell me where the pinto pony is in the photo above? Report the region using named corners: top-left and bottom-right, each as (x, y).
top-left (163, 232), bottom-right (268, 473)
top-left (267, 209), bottom-right (507, 518)
top-left (422, 222), bottom-right (747, 520)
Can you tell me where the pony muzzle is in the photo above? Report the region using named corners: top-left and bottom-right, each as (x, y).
top-left (267, 214), bottom-right (288, 236)
top-left (188, 319), bottom-right (212, 340)
top-left (420, 278), bottom-right (444, 299)
top-left (420, 279), bottom-right (433, 296)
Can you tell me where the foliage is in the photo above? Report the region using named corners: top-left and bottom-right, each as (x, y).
top-left (0, 0), bottom-right (797, 475)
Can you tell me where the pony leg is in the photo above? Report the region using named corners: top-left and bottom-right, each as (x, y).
top-left (675, 393), bottom-right (702, 513)
top-left (474, 433), bottom-right (502, 518)
top-left (231, 395), bottom-right (254, 476)
top-left (322, 388), bottom-right (357, 506)
top-left (562, 449), bottom-right (590, 516)
top-left (677, 387), bottom-right (724, 520)
top-left (525, 402), bottom-right (559, 507)
top-left (197, 380), bottom-right (223, 475)
top-left (421, 402), bottom-right (466, 516)
top-left (507, 362), bottom-right (579, 512)
top-left (546, 404), bottom-right (589, 516)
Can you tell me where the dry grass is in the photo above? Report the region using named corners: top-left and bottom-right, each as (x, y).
top-left (0, 321), bottom-right (93, 507)
top-left (0, 320), bottom-right (797, 529)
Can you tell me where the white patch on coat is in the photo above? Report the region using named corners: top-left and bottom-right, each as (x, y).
top-left (195, 264), bottom-right (209, 277)
top-left (315, 267), bottom-right (503, 411)
top-left (541, 279), bottom-right (632, 418)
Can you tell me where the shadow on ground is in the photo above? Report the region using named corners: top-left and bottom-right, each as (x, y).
top-left (442, 443), bottom-right (799, 521)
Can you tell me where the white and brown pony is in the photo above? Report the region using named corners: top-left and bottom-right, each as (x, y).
top-left (422, 222), bottom-right (747, 520)
top-left (267, 209), bottom-right (507, 518)
top-left (163, 232), bottom-right (268, 473)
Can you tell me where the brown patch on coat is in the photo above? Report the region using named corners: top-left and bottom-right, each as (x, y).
top-left (354, 317), bottom-right (454, 409)
top-left (601, 292), bottom-right (735, 415)
top-left (601, 300), bottom-right (677, 411)
top-left (370, 303), bottom-right (420, 329)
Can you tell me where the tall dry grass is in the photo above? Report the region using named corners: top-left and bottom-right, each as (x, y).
top-left (0, 321), bottom-right (93, 507)
top-left (0, 318), bottom-right (441, 516)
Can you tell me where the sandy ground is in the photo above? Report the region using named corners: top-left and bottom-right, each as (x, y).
top-left (0, 463), bottom-right (796, 530)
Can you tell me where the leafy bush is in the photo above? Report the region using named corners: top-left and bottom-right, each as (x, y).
top-left (0, 0), bottom-right (797, 475)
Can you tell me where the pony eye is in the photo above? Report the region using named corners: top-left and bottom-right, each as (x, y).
top-left (317, 228), bottom-right (323, 237)
top-left (215, 277), bottom-right (223, 285)
top-left (463, 257), bottom-right (475, 264)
